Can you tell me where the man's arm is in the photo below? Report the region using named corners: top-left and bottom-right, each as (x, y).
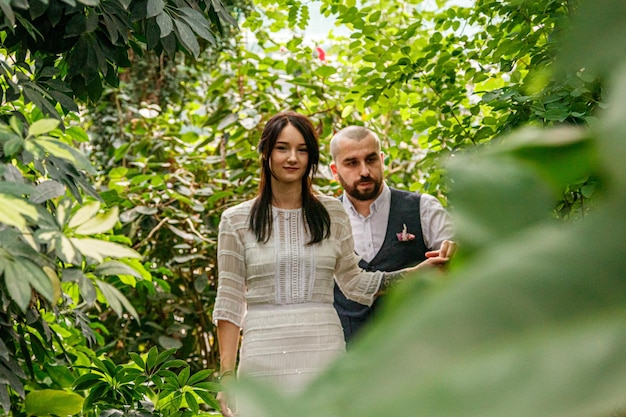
top-left (419, 193), bottom-right (455, 250)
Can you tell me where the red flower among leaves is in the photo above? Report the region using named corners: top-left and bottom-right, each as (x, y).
top-left (315, 46), bottom-right (326, 62)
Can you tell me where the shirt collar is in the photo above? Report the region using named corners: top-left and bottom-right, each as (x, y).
top-left (370, 183), bottom-right (391, 214)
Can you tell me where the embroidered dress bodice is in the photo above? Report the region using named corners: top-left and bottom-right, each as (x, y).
top-left (273, 208), bottom-right (316, 304)
top-left (213, 195), bottom-right (384, 328)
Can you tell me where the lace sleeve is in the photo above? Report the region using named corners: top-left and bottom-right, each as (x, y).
top-left (330, 200), bottom-right (383, 306)
top-left (212, 211), bottom-right (246, 327)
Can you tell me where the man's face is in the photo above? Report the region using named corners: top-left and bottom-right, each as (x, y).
top-left (330, 134), bottom-right (385, 202)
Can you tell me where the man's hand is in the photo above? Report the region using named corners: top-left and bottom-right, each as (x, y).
top-left (439, 239), bottom-right (457, 259)
top-left (423, 239), bottom-right (457, 269)
top-left (378, 240), bottom-right (458, 293)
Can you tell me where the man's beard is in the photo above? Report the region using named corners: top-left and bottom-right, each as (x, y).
top-left (338, 173), bottom-right (382, 201)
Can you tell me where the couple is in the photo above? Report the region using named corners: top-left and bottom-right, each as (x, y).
top-left (213, 111), bottom-right (455, 416)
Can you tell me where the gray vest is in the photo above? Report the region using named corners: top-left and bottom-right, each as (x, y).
top-left (334, 188), bottom-right (428, 342)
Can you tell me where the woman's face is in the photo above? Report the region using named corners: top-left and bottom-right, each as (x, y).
top-left (269, 123), bottom-right (309, 185)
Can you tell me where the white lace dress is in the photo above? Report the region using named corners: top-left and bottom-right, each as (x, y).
top-left (213, 194), bottom-right (383, 395)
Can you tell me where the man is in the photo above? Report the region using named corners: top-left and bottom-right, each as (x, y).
top-left (329, 125), bottom-right (455, 343)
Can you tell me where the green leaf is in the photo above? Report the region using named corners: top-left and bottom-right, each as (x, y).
top-left (194, 389), bottom-right (220, 410)
top-left (362, 54), bottom-right (378, 62)
top-left (29, 137), bottom-right (96, 174)
top-left (156, 11), bottom-right (173, 37)
top-left (206, 190), bottom-right (234, 204)
top-left (0, 194), bottom-right (40, 229)
top-left (558, 0), bottom-right (626, 76)
top-left (162, 359), bottom-right (187, 369)
top-left (70, 237), bottom-right (141, 262)
top-left (96, 280), bottom-right (139, 321)
top-left (185, 391), bottom-right (199, 414)
top-left (24, 389), bottom-right (84, 416)
top-left (58, 234), bottom-right (81, 265)
top-left (146, 347), bottom-right (159, 371)
top-left (341, 105), bottom-right (354, 118)
top-left (121, 258), bottom-right (152, 280)
top-left (169, 392), bottom-right (183, 410)
top-left (74, 206), bottom-right (119, 235)
top-left (146, 0), bottom-right (164, 19)
top-left (193, 381), bottom-right (221, 392)
top-left (97, 357), bottom-right (116, 377)
top-left (27, 119), bottom-right (60, 137)
top-left (73, 372), bottom-right (105, 391)
top-left (62, 268), bottom-right (97, 305)
top-left (500, 126), bottom-right (598, 192)
top-left (43, 265), bottom-right (62, 302)
top-left (0, 0), bottom-right (15, 26)
top-left (187, 369), bottom-right (211, 386)
top-left (315, 65), bottom-right (337, 78)
top-left (0, 122), bottom-right (20, 140)
top-left (166, 224), bottom-right (197, 241)
top-left (129, 352), bottom-right (145, 369)
top-left (68, 201), bottom-right (101, 229)
top-left (179, 7), bottom-right (216, 44)
top-left (368, 10), bottom-right (381, 22)
top-left (65, 126), bottom-right (89, 143)
top-left (4, 259), bottom-right (32, 311)
top-left (581, 182), bottom-right (596, 198)
top-left (3, 135), bottom-right (24, 155)
top-left (173, 18), bottom-right (200, 57)
top-left (30, 180), bottom-right (65, 203)
top-left (177, 366), bottom-right (190, 385)
top-left (48, 90), bottom-right (80, 112)
top-left (0, 181), bottom-right (36, 197)
top-left (446, 154), bottom-right (555, 253)
top-left (22, 260), bottom-right (57, 303)
top-left (156, 348), bottom-right (178, 368)
top-left (93, 260), bottom-right (143, 279)
top-left (209, 0), bottom-right (237, 26)
top-left (55, 198), bottom-right (73, 228)
top-left (102, 13), bottom-right (117, 45)
top-left (237, 188), bottom-right (626, 417)
top-left (29, 333), bottom-right (47, 363)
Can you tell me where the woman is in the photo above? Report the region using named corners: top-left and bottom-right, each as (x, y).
top-left (213, 111), bottom-right (452, 416)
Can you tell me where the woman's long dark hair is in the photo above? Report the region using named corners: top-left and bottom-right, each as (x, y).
top-left (250, 111), bottom-right (331, 244)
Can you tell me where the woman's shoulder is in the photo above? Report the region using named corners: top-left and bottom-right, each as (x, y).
top-left (221, 199), bottom-right (255, 220)
top-left (315, 193), bottom-right (349, 219)
top-left (316, 193), bottom-right (342, 209)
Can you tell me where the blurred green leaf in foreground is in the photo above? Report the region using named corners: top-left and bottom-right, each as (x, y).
top-left (227, 1), bottom-right (626, 416)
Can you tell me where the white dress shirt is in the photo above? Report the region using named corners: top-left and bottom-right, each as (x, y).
top-left (340, 183), bottom-right (454, 263)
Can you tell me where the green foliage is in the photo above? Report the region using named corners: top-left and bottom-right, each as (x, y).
top-left (25, 389), bottom-right (85, 416)
top-left (0, 121), bottom-right (149, 415)
top-left (0, 0), bottom-right (237, 117)
top-left (73, 347), bottom-right (219, 416)
top-left (0, 1), bottom-right (244, 415)
top-left (449, 126), bottom-right (600, 255)
top-left (315, 0), bottom-right (601, 210)
top-left (80, 56), bottom-right (234, 370)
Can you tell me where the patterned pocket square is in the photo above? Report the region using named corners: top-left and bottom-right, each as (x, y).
top-left (396, 224), bottom-right (416, 241)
